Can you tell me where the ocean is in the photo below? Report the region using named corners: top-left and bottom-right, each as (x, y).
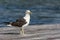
top-left (0, 0), bottom-right (60, 25)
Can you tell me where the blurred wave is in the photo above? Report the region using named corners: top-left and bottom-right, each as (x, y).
top-left (0, 0), bottom-right (60, 25)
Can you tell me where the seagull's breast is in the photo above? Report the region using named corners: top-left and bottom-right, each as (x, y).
top-left (23, 15), bottom-right (30, 27)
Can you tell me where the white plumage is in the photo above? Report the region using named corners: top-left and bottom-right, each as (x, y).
top-left (23, 10), bottom-right (31, 27)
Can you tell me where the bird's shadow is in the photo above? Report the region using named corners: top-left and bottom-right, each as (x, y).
top-left (0, 33), bottom-right (20, 35)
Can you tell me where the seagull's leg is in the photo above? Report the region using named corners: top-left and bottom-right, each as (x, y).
top-left (22, 27), bottom-right (24, 35)
top-left (20, 27), bottom-right (22, 34)
top-left (20, 27), bottom-right (24, 35)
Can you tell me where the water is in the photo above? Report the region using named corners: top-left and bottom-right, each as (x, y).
top-left (0, 5), bottom-right (60, 24)
top-left (0, 0), bottom-right (60, 25)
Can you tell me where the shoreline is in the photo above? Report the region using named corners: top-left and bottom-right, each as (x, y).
top-left (0, 24), bottom-right (60, 40)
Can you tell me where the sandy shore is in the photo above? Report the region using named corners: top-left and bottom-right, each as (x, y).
top-left (0, 24), bottom-right (60, 40)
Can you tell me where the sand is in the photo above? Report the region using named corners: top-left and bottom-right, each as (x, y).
top-left (0, 24), bottom-right (60, 40)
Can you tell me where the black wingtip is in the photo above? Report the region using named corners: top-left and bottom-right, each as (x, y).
top-left (3, 22), bottom-right (11, 25)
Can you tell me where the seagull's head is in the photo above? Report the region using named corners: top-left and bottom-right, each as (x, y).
top-left (25, 10), bottom-right (32, 14)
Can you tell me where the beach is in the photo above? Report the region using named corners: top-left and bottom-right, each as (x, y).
top-left (0, 24), bottom-right (60, 40)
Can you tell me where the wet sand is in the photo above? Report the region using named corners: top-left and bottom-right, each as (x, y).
top-left (0, 24), bottom-right (60, 40)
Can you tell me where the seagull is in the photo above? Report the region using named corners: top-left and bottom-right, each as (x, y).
top-left (4, 10), bottom-right (31, 35)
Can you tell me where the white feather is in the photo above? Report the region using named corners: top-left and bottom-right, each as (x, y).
top-left (23, 10), bottom-right (31, 27)
top-left (7, 24), bottom-right (12, 26)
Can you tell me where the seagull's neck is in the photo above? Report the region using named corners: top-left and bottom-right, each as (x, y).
top-left (24, 13), bottom-right (30, 22)
top-left (24, 13), bottom-right (30, 19)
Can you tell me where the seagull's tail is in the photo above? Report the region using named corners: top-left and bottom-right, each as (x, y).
top-left (3, 22), bottom-right (12, 26)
